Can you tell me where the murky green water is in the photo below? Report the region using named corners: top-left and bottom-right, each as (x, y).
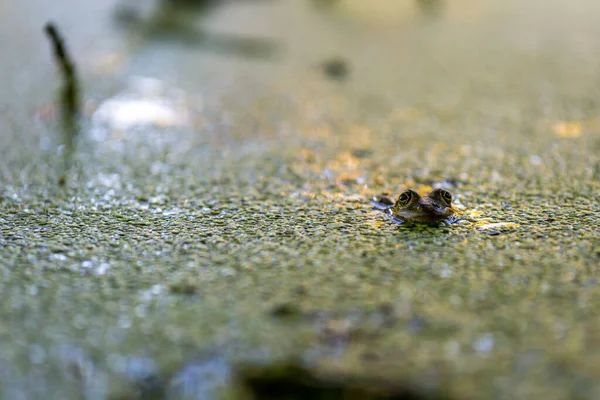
top-left (1, 0), bottom-right (599, 398)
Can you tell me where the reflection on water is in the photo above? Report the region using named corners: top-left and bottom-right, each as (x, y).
top-left (90, 76), bottom-right (191, 140)
top-left (114, 0), bottom-right (280, 59)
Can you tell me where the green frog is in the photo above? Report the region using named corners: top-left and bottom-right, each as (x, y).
top-left (371, 188), bottom-right (457, 224)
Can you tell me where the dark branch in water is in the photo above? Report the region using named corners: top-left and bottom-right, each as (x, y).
top-left (44, 22), bottom-right (81, 185)
top-left (44, 22), bottom-right (80, 120)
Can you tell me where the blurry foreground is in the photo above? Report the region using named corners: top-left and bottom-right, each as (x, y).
top-left (1, 0), bottom-right (599, 399)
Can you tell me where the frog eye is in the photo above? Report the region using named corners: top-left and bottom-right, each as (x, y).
top-left (441, 190), bottom-right (452, 203)
top-left (397, 190), bottom-right (413, 206)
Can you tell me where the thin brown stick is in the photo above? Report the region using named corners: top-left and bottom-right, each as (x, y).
top-left (44, 22), bottom-right (81, 185)
top-left (44, 22), bottom-right (80, 119)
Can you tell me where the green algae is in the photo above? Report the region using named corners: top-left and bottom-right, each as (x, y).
top-left (2, 0), bottom-right (600, 399)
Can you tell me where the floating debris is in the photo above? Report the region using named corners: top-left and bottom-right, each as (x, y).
top-left (351, 148), bottom-right (374, 159)
top-left (44, 22), bottom-right (80, 128)
top-left (44, 22), bottom-right (81, 185)
top-left (322, 57), bottom-right (350, 81)
top-left (169, 279), bottom-right (199, 295)
top-left (476, 222), bottom-right (519, 233)
top-left (270, 302), bottom-right (303, 319)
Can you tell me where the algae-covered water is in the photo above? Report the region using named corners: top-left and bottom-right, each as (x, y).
top-left (1, 0), bottom-right (599, 398)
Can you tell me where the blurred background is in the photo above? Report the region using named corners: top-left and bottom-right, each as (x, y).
top-left (1, 1), bottom-right (599, 399)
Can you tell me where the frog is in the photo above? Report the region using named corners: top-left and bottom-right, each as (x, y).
top-left (371, 188), bottom-right (457, 224)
